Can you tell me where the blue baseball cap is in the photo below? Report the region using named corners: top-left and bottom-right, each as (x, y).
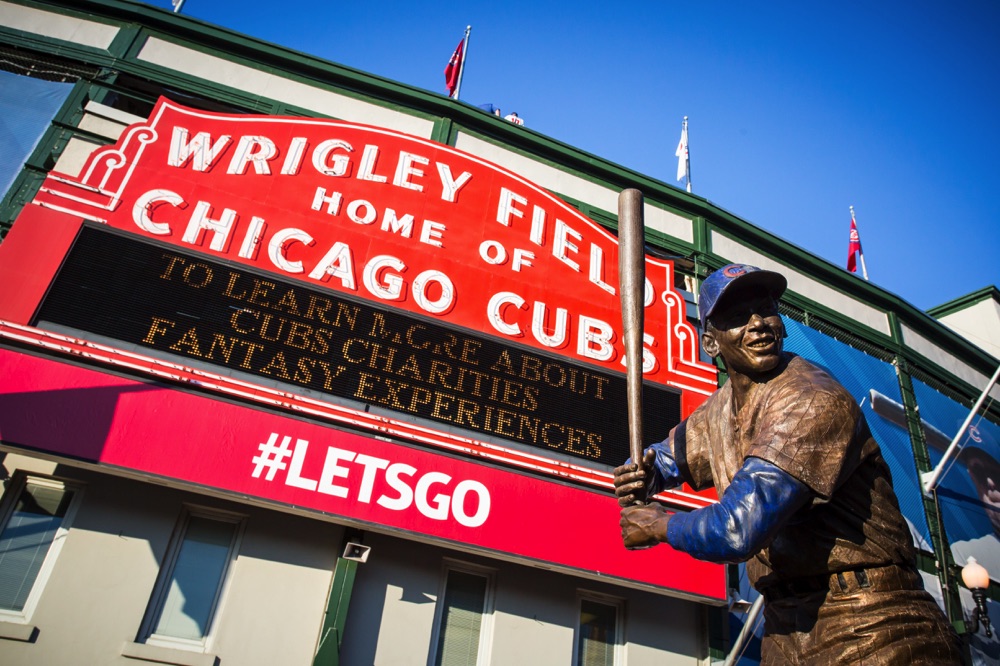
top-left (699, 264), bottom-right (787, 329)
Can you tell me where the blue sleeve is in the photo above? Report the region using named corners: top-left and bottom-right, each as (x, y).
top-left (665, 457), bottom-right (813, 563)
top-left (644, 438), bottom-right (684, 495)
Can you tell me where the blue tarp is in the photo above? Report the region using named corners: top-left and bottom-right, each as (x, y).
top-left (0, 70), bottom-right (73, 197)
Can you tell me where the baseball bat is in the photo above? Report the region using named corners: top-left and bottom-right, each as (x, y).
top-left (617, 188), bottom-right (646, 501)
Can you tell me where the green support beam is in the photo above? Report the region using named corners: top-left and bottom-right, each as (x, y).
top-left (894, 359), bottom-right (963, 629)
top-left (313, 534), bottom-right (365, 666)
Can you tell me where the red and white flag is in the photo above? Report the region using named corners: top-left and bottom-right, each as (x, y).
top-left (444, 39), bottom-right (464, 98)
top-left (847, 216), bottom-right (863, 273)
top-left (675, 124), bottom-right (688, 182)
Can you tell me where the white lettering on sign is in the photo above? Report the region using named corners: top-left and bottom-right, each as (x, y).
top-left (250, 432), bottom-right (491, 527)
top-left (136, 190), bottom-right (448, 253)
top-left (493, 187), bottom-right (617, 296)
top-left (312, 139), bottom-right (352, 176)
top-left (436, 163), bottom-right (473, 203)
top-left (167, 128), bottom-right (474, 203)
top-left (227, 135), bottom-right (278, 175)
top-left (133, 189), bottom-right (184, 235)
top-left (182, 200), bottom-right (237, 251)
top-left (268, 227), bottom-right (314, 273)
top-left (130, 190), bottom-right (458, 316)
top-left (168, 126), bottom-right (231, 172)
top-left (485, 291), bottom-right (629, 361)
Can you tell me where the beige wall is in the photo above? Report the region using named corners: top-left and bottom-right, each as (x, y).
top-left (0, 456), bottom-right (341, 666)
top-left (342, 531), bottom-right (707, 666)
top-left (0, 452), bottom-right (713, 665)
top-left (936, 297), bottom-right (1000, 361)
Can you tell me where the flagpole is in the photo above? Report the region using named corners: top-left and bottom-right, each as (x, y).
top-left (851, 206), bottom-right (869, 281)
top-left (454, 25), bottom-right (471, 101)
top-left (683, 116), bottom-right (692, 193)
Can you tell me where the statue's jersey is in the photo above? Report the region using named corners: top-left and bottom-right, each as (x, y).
top-left (674, 353), bottom-right (914, 589)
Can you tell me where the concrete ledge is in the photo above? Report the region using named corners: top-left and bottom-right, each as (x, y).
top-left (122, 642), bottom-right (218, 666)
top-left (0, 620), bottom-right (37, 642)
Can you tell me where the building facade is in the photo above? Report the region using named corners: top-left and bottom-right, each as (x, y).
top-left (0, 2), bottom-right (997, 665)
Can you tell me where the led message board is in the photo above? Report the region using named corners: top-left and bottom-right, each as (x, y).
top-left (36, 225), bottom-right (680, 468)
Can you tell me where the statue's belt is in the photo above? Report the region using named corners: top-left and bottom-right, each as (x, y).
top-left (762, 564), bottom-right (920, 601)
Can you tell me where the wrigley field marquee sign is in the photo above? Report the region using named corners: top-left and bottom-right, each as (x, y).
top-left (0, 98), bottom-right (727, 599)
top-left (8, 99), bottom-right (717, 471)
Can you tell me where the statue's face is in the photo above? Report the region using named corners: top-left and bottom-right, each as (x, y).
top-left (703, 287), bottom-right (784, 378)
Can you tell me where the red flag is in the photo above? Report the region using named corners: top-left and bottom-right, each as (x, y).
top-left (847, 218), bottom-right (862, 273)
top-left (444, 39), bottom-right (464, 97)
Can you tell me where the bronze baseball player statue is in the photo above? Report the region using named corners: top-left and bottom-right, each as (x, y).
top-left (614, 264), bottom-right (962, 664)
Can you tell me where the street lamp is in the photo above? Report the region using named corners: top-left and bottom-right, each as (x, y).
top-left (961, 557), bottom-right (992, 638)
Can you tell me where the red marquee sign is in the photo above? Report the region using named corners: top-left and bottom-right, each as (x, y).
top-left (20, 98), bottom-right (715, 399)
top-left (0, 100), bottom-right (724, 597)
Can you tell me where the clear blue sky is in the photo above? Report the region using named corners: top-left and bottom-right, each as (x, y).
top-left (155, 0), bottom-right (999, 312)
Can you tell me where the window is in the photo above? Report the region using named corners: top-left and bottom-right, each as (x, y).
top-left (140, 507), bottom-right (243, 648)
top-left (0, 475), bottom-right (79, 618)
top-left (431, 562), bottom-right (495, 666)
top-left (574, 594), bottom-right (623, 666)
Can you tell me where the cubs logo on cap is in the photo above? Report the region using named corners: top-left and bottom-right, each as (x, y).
top-left (699, 264), bottom-right (787, 329)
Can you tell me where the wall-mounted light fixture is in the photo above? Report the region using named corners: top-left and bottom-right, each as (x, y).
top-left (961, 557), bottom-right (992, 638)
top-left (342, 541), bottom-right (371, 563)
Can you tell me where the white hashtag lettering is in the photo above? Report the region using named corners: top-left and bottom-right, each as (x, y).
top-left (251, 432), bottom-right (294, 481)
top-left (247, 431), bottom-right (492, 527)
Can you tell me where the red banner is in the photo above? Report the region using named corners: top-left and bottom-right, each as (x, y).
top-left (0, 346), bottom-right (725, 601)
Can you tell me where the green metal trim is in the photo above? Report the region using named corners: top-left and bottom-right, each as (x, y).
top-left (901, 353), bottom-right (1000, 420)
top-left (313, 553), bottom-right (360, 666)
top-left (705, 603), bottom-right (728, 661)
top-left (118, 28), bottom-right (441, 122)
top-left (926, 286), bottom-right (999, 319)
top-left (702, 226), bottom-right (995, 377)
top-left (431, 117), bottom-right (455, 146)
top-left (788, 293), bottom-right (898, 354)
top-left (691, 216), bottom-right (710, 258)
top-left (894, 358), bottom-right (963, 625)
top-left (888, 312), bottom-right (1000, 418)
top-left (106, 22), bottom-right (143, 59)
top-left (106, 31), bottom-right (279, 113)
top-left (640, 210), bottom-right (700, 258)
top-left (554, 191), bottom-right (699, 260)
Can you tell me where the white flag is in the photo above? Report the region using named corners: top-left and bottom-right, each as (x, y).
top-left (675, 125), bottom-right (688, 182)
